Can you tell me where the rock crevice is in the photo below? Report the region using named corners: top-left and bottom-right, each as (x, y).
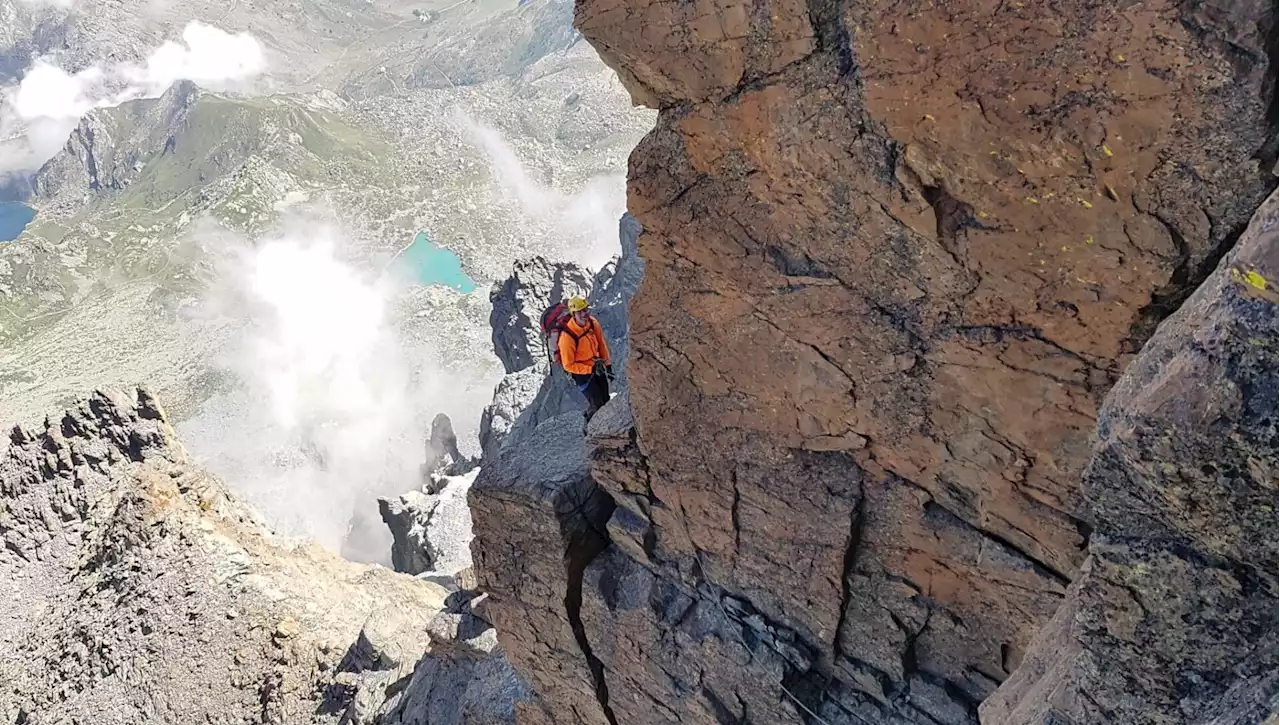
top-left (466, 0), bottom-right (1277, 721)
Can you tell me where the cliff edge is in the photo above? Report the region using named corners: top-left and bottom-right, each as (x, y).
top-left (0, 389), bottom-right (528, 724)
top-left (467, 0), bottom-right (1277, 722)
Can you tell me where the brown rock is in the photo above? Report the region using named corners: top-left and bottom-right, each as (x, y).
top-left (981, 191), bottom-right (1278, 724)
top-left (506, 0), bottom-right (1273, 721)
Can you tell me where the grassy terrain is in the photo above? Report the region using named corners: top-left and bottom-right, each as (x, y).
top-left (0, 86), bottom-right (405, 340)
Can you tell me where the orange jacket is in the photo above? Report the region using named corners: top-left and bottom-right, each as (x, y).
top-left (558, 315), bottom-right (610, 375)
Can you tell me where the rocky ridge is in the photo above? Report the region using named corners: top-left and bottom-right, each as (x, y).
top-left (464, 0), bottom-right (1279, 722)
top-left (375, 215), bottom-right (643, 580)
top-left (479, 212), bottom-right (644, 460)
top-left (0, 388), bottom-right (528, 724)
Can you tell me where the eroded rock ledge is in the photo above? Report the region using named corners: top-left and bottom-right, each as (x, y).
top-left (467, 0), bottom-right (1277, 722)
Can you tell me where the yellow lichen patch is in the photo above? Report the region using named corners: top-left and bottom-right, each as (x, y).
top-left (1085, 235), bottom-right (1094, 244)
top-left (977, 211), bottom-right (989, 218)
top-left (1244, 269), bottom-right (1268, 290)
top-left (1231, 267), bottom-right (1278, 303)
top-left (1102, 144), bottom-right (1114, 157)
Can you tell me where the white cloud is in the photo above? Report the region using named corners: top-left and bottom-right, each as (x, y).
top-left (7, 62), bottom-right (108, 120)
top-left (178, 228), bottom-right (420, 560)
top-left (0, 22), bottom-right (267, 175)
top-left (124, 22), bottom-right (267, 95)
top-left (455, 110), bottom-right (627, 271)
top-left (175, 216), bottom-right (499, 565)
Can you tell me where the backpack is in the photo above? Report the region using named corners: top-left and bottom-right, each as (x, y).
top-left (539, 302), bottom-right (572, 369)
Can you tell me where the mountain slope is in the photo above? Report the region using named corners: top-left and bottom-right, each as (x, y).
top-left (0, 387), bottom-right (530, 724)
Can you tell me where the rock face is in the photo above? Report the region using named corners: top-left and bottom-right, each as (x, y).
top-left (0, 388), bottom-right (528, 724)
top-left (31, 81), bottom-right (203, 210)
top-left (468, 412), bottom-right (618, 725)
top-left (467, 0), bottom-right (1278, 722)
top-left (479, 214), bottom-right (644, 460)
top-left (379, 490), bottom-right (442, 575)
top-left (489, 256), bottom-right (594, 375)
top-left (982, 192), bottom-right (1279, 725)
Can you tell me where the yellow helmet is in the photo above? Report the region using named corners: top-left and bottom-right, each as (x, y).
top-left (567, 296), bottom-right (588, 312)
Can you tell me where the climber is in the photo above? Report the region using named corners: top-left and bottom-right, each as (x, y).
top-left (558, 295), bottom-right (613, 428)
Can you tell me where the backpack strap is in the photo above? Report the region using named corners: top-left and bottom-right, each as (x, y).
top-left (563, 319), bottom-right (594, 342)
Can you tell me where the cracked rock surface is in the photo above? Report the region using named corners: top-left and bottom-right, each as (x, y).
top-left (0, 388), bottom-right (527, 724)
top-left (466, 0), bottom-right (1278, 721)
top-left (468, 411), bottom-right (618, 725)
top-left (982, 190), bottom-right (1279, 725)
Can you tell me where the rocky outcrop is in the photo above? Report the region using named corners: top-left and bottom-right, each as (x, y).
top-left (379, 468), bottom-right (481, 578)
top-left (378, 412), bottom-right (482, 577)
top-left (467, 0), bottom-right (1278, 721)
top-left (982, 191), bottom-right (1279, 725)
top-left (479, 214), bottom-right (644, 460)
top-left (0, 388), bottom-right (528, 723)
top-left (344, 580), bottom-right (531, 725)
top-left (424, 412), bottom-right (476, 484)
top-left (468, 411), bottom-right (618, 725)
top-left (32, 81), bottom-right (203, 210)
top-left (379, 490), bottom-right (443, 575)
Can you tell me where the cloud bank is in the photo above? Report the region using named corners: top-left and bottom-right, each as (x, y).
top-left (455, 110), bottom-right (627, 272)
top-left (176, 216), bottom-right (499, 565)
top-left (180, 227), bottom-right (419, 562)
top-left (0, 22), bottom-right (266, 175)
top-left (125, 22), bottom-right (267, 95)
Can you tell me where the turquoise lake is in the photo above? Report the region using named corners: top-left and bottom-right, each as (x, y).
top-left (0, 203), bottom-right (35, 242)
top-left (399, 232), bottom-right (477, 292)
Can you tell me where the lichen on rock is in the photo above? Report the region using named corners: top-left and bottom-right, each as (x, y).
top-left (466, 0), bottom-right (1279, 721)
top-left (982, 190), bottom-right (1279, 725)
